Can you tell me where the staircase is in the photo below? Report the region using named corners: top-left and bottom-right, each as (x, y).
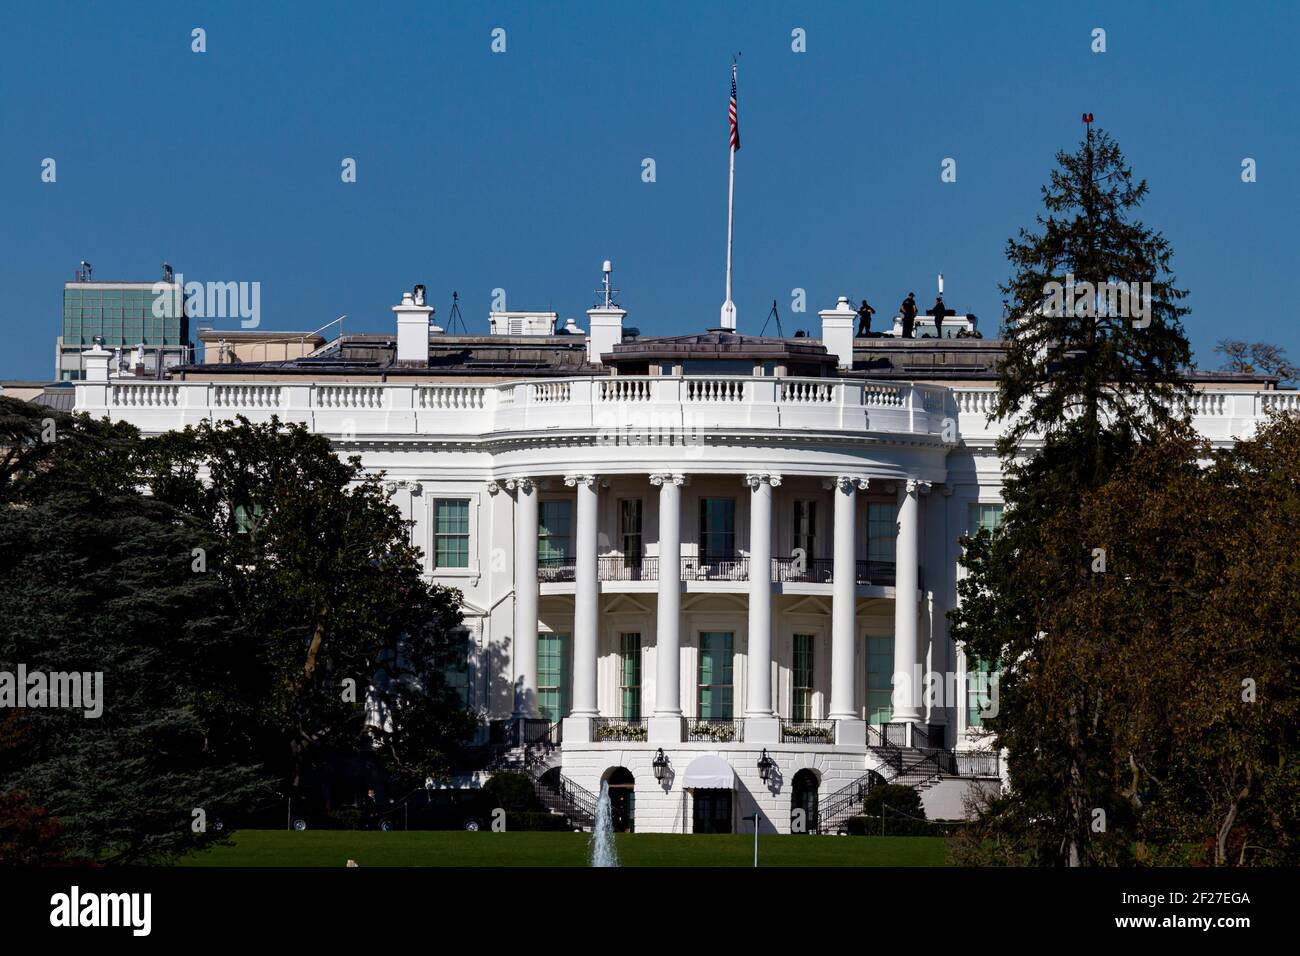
top-left (482, 720), bottom-right (596, 831)
top-left (814, 724), bottom-right (953, 835)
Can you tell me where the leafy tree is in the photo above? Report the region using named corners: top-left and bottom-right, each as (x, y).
top-left (1214, 340), bottom-right (1299, 386)
top-left (140, 416), bottom-right (475, 796)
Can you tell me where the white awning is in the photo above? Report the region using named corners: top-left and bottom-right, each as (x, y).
top-left (681, 754), bottom-right (735, 789)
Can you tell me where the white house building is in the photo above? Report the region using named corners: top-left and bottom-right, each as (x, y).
top-left (73, 276), bottom-right (1295, 835)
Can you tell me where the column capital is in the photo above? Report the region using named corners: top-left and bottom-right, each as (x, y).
top-left (824, 475), bottom-right (869, 492)
top-left (504, 477), bottom-right (536, 494)
top-left (486, 481), bottom-right (501, 495)
top-left (649, 473), bottom-right (685, 487)
top-left (905, 479), bottom-right (932, 495)
top-left (743, 473), bottom-right (782, 489)
top-left (563, 474), bottom-right (599, 489)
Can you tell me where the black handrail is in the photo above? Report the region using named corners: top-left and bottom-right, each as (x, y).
top-left (537, 556), bottom-right (575, 583)
top-left (681, 555), bottom-right (749, 581)
top-left (597, 555), bottom-right (658, 581)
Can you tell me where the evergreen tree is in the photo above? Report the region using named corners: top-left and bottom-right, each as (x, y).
top-left (0, 399), bottom-right (267, 863)
top-left (952, 128), bottom-right (1195, 865)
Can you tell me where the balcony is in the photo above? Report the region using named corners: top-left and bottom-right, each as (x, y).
top-left (537, 556), bottom-right (575, 583)
top-left (552, 554), bottom-right (917, 589)
top-left (681, 555), bottom-right (749, 582)
top-left (597, 555), bottom-right (657, 581)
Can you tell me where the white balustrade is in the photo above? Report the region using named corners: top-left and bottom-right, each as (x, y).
top-left (83, 376), bottom-right (1291, 447)
top-left (686, 378), bottom-right (745, 403)
top-left (419, 385), bottom-right (485, 410)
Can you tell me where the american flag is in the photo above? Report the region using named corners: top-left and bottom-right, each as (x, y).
top-left (729, 65), bottom-right (740, 152)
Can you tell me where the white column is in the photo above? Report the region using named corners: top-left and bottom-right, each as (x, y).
top-left (510, 477), bottom-right (539, 720)
top-left (649, 473), bottom-right (684, 743)
top-left (745, 473), bottom-right (780, 742)
top-left (564, 475), bottom-right (599, 741)
top-left (830, 476), bottom-right (867, 745)
top-left (892, 478), bottom-right (929, 725)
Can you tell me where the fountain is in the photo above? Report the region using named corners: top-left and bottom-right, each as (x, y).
top-left (589, 780), bottom-right (620, 867)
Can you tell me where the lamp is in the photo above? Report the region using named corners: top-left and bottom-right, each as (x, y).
top-left (757, 748), bottom-right (775, 783)
top-left (652, 748), bottom-right (668, 783)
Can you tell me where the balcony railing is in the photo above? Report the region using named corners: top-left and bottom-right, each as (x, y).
top-left (597, 555), bottom-right (657, 581)
top-left (954, 751), bottom-right (1001, 777)
top-left (687, 718), bottom-right (744, 743)
top-left (681, 555), bottom-right (749, 582)
top-left (537, 556), bottom-right (575, 583)
top-left (780, 719), bottom-right (836, 744)
top-left (552, 554), bottom-right (915, 588)
top-left (772, 556), bottom-right (835, 584)
top-left (594, 718), bottom-right (648, 742)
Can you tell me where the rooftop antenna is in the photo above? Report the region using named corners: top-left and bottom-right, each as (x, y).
top-left (447, 291), bottom-right (467, 335)
top-left (759, 299), bottom-right (784, 338)
top-left (77, 260), bottom-right (92, 282)
top-left (596, 259), bottom-right (619, 308)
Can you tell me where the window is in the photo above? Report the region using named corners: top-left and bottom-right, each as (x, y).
top-left (620, 499), bottom-right (643, 561)
top-left (538, 633), bottom-right (571, 723)
top-left (968, 503), bottom-right (1005, 536)
top-left (234, 503), bottom-right (263, 534)
top-left (967, 654), bottom-right (996, 729)
top-left (867, 504), bottom-right (896, 564)
top-left (620, 633), bottom-right (641, 720)
top-left (866, 636), bottom-right (893, 724)
top-left (792, 634), bottom-right (815, 721)
top-left (699, 498), bottom-right (736, 563)
top-left (793, 501), bottom-right (817, 559)
top-left (697, 632), bottom-right (733, 720)
top-left (538, 500), bottom-right (572, 563)
top-left (433, 499), bottom-right (470, 569)
top-left (442, 628), bottom-right (472, 708)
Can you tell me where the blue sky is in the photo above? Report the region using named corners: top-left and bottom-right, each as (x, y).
top-left (2, 0), bottom-right (1297, 380)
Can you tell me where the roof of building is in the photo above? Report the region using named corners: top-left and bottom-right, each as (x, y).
top-left (162, 327), bottom-right (1281, 388)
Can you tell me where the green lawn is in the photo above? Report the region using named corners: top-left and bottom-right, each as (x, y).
top-left (179, 830), bottom-right (948, 867)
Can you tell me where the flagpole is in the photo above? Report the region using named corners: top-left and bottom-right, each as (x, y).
top-left (721, 61), bottom-right (738, 331)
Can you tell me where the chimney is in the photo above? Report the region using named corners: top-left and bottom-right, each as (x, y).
top-left (82, 344), bottom-right (112, 383)
top-left (393, 287), bottom-right (434, 364)
top-left (586, 259), bottom-right (625, 365)
top-left (819, 296), bottom-right (856, 368)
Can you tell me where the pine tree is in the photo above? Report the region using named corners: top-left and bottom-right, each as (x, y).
top-left (952, 128), bottom-right (1196, 865)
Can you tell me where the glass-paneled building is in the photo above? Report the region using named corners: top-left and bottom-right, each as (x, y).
top-left (58, 281), bottom-right (191, 380)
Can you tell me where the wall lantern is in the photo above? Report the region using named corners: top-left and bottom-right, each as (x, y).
top-left (757, 749), bottom-right (775, 783)
top-left (652, 748), bottom-right (669, 782)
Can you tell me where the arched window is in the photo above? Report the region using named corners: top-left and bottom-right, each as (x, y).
top-left (791, 769), bottom-right (820, 834)
top-left (603, 767), bottom-right (635, 833)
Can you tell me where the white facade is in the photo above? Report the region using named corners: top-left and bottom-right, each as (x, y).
top-left (73, 302), bottom-right (1298, 834)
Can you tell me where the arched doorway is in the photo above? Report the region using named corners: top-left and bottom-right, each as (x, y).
top-left (791, 769), bottom-right (820, 834)
top-left (603, 767), bottom-right (635, 833)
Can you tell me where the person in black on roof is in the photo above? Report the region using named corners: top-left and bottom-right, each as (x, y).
top-left (856, 299), bottom-right (875, 337)
top-left (929, 296), bottom-right (948, 338)
top-left (900, 292), bottom-right (918, 338)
